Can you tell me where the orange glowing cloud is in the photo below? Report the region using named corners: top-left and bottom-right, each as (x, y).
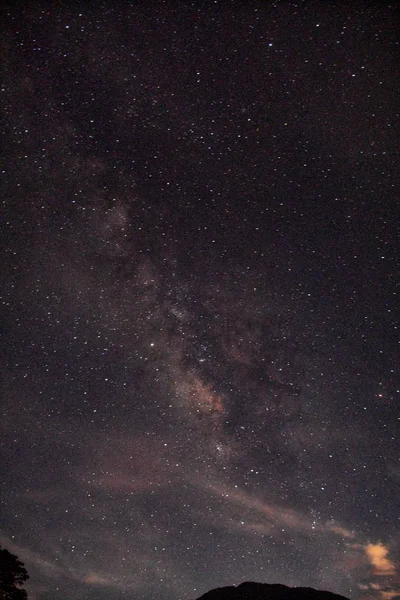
top-left (359, 582), bottom-right (400, 600)
top-left (365, 543), bottom-right (396, 576)
top-left (379, 592), bottom-right (400, 600)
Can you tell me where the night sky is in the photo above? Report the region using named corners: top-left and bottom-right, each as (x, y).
top-left (1, 2), bottom-right (399, 600)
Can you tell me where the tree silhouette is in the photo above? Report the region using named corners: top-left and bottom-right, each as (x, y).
top-left (0, 546), bottom-right (29, 600)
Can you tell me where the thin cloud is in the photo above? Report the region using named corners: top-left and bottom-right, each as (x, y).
top-left (325, 522), bottom-right (356, 540)
top-left (207, 482), bottom-right (323, 535)
top-left (87, 435), bottom-right (173, 494)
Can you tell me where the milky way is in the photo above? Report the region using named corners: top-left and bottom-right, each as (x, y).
top-left (1, 3), bottom-right (399, 600)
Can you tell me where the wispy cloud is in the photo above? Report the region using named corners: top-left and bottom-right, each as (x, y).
top-left (359, 581), bottom-right (400, 600)
top-left (325, 522), bottom-right (356, 540)
top-left (85, 433), bottom-right (174, 494)
top-left (206, 482), bottom-right (355, 539)
top-left (0, 535), bottom-right (65, 578)
top-left (200, 481), bottom-right (400, 600)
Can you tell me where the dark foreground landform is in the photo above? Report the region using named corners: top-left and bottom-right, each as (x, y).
top-left (195, 581), bottom-right (350, 600)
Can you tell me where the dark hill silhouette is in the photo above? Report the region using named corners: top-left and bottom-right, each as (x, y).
top-left (195, 581), bottom-right (350, 600)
